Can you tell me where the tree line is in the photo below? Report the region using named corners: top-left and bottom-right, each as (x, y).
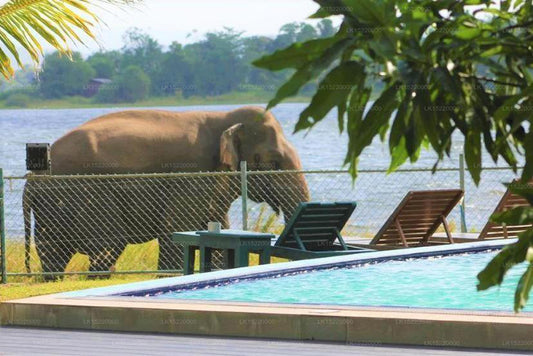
top-left (0, 20), bottom-right (336, 104)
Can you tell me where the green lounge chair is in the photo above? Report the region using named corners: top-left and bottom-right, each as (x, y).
top-left (271, 202), bottom-right (372, 260)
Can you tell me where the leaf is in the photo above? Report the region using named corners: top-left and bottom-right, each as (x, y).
top-left (464, 130), bottom-right (482, 185)
top-left (515, 263), bottom-right (533, 312)
top-left (431, 67), bottom-right (461, 99)
top-left (266, 38), bottom-right (354, 110)
top-left (388, 97), bottom-right (411, 172)
top-left (344, 83), bottom-right (399, 169)
top-left (477, 228), bottom-right (533, 292)
top-left (253, 36), bottom-right (342, 71)
top-left (523, 130), bottom-right (533, 182)
top-left (454, 26), bottom-right (482, 40)
top-left (492, 206), bottom-right (533, 226)
top-left (507, 182), bottom-right (533, 206)
top-left (296, 61), bottom-right (364, 132)
top-left (0, 0), bottom-right (137, 79)
top-left (342, 0), bottom-right (388, 26)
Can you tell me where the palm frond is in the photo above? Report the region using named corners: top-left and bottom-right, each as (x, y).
top-left (0, 0), bottom-right (137, 78)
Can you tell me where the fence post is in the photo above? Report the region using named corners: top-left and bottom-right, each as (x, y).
top-left (240, 161), bottom-right (248, 231)
top-left (0, 168), bottom-right (7, 284)
top-left (459, 154), bottom-right (467, 233)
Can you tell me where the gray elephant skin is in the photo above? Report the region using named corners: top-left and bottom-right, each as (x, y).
top-left (23, 106), bottom-right (310, 279)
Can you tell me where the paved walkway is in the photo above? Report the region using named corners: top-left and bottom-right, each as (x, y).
top-left (0, 327), bottom-right (529, 355)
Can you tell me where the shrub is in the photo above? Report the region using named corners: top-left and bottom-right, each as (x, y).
top-left (94, 65), bottom-right (150, 103)
top-left (4, 93), bottom-right (31, 107)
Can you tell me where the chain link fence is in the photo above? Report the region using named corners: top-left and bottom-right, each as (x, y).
top-left (0, 162), bottom-right (521, 282)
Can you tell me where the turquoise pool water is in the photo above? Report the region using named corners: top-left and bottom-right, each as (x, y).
top-left (148, 251), bottom-right (528, 311)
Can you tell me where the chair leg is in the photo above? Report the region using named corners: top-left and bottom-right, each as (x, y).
top-left (394, 219), bottom-right (408, 247)
top-left (441, 215), bottom-right (455, 244)
top-left (259, 249), bottom-right (270, 265)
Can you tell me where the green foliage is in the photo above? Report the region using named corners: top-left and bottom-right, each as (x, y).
top-left (24, 21), bottom-right (338, 102)
top-left (4, 92), bottom-right (31, 107)
top-left (96, 65), bottom-right (150, 103)
top-left (0, 0), bottom-right (136, 79)
top-left (121, 28), bottom-right (164, 95)
top-left (39, 52), bottom-right (95, 99)
top-left (152, 42), bottom-right (191, 97)
top-left (183, 29), bottom-right (247, 97)
top-left (477, 182), bottom-right (533, 312)
top-left (254, 0), bottom-right (533, 311)
top-left (87, 53), bottom-right (116, 78)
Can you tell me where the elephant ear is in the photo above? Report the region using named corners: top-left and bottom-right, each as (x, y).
top-left (219, 123), bottom-right (244, 170)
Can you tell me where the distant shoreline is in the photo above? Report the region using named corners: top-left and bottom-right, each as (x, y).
top-left (0, 92), bottom-right (311, 110)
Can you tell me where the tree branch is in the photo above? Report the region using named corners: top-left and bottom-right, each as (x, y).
top-left (497, 20), bottom-right (533, 34)
top-left (460, 74), bottom-right (523, 88)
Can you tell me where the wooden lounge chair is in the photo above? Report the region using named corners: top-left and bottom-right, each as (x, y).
top-left (351, 189), bottom-right (464, 249)
top-left (271, 202), bottom-right (372, 260)
top-left (478, 182), bottom-right (532, 240)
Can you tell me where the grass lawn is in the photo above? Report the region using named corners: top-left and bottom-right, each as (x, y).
top-left (0, 207), bottom-right (290, 302)
top-left (0, 277), bottom-right (152, 302)
top-left (1, 239), bottom-right (289, 302)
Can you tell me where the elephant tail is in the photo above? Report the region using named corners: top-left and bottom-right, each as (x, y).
top-left (23, 180), bottom-right (32, 274)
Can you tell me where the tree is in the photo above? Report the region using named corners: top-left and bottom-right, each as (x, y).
top-left (152, 42), bottom-right (192, 96)
top-left (317, 19), bottom-right (336, 38)
top-left (254, 0), bottom-right (533, 312)
top-left (270, 22), bottom-right (320, 51)
top-left (184, 29), bottom-right (246, 97)
top-left (241, 36), bottom-right (285, 91)
top-left (87, 52), bottom-right (118, 78)
top-left (0, 0), bottom-right (135, 80)
top-left (39, 52), bottom-right (95, 98)
top-left (121, 28), bottom-right (164, 94)
top-left (97, 65), bottom-right (150, 103)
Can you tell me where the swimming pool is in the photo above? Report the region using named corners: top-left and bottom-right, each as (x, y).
top-left (99, 240), bottom-right (525, 312)
top-left (4, 239), bottom-right (533, 351)
top-left (133, 250), bottom-right (525, 312)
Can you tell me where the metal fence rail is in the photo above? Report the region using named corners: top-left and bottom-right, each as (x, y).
top-left (0, 159), bottom-right (522, 282)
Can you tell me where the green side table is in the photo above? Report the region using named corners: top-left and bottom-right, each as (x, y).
top-left (172, 230), bottom-right (275, 274)
top-left (171, 231), bottom-right (201, 275)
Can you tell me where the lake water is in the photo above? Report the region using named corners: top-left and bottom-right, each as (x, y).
top-left (0, 103), bottom-right (521, 238)
top-left (0, 102), bottom-right (460, 176)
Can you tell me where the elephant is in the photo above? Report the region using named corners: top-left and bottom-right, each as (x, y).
top-left (23, 106), bottom-right (310, 279)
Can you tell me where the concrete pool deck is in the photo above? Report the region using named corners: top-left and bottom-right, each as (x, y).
top-left (2, 239), bottom-right (532, 351)
top-left (2, 327), bottom-right (529, 355)
top-left (2, 295), bottom-right (533, 351)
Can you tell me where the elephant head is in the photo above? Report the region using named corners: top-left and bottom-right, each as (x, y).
top-left (218, 107), bottom-right (310, 221)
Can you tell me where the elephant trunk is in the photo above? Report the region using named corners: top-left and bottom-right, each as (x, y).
top-left (275, 172), bottom-right (311, 223)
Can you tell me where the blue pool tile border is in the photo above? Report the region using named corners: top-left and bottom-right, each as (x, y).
top-left (60, 239), bottom-right (517, 299)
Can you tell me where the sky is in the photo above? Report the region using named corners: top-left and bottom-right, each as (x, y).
top-left (0, 0), bottom-right (327, 70)
top-left (74, 0), bottom-right (321, 53)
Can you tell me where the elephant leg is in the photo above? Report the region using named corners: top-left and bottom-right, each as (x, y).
top-left (158, 234), bottom-right (184, 272)
top-left (35, 239), bottom-right (75, 282)
top-left (87, 244), bottom-right (125, 279)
